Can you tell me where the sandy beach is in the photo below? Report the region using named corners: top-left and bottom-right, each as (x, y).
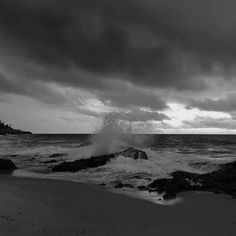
top-left (0, 175), bottom-right (235, 236)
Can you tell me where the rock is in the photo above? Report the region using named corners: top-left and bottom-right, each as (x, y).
top-left (132, 175), bottom-right (151, 181)
top-left (52, 148), bottom-right (148, 172)
top-left (163, 192), bottom-right (177, 200)
top-left (132, 175), bottom-right (143, 179)
top-left (0, 158), bottom-right (17, 170)
top-left (114, 182), bottom-right (134, 189)
top-left (147, 161), bottom-right (236, 200)
top-left (43, 159), bottom-right (58, 164)
top-left (118, 147), bottom-right (148, 160)
top-left (52, 154), bottom-right (113, 172)
top-left (137, 185), bottom-right (149, 191)
top-left (49, 153), bottom-right (66, 158)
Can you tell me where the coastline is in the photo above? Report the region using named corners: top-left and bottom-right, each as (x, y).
top-left (0, 175), bottom-right (235, 236)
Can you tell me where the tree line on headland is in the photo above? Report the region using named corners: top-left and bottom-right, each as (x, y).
top-left (0, 120), bottom-right (32, 135)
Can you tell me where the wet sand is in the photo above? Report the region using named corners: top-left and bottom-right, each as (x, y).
top-left (0, 175), bottom-right (235, 236)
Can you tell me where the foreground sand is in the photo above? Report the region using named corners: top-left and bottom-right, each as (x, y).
top-left (0, 175), bottom-right (236, 236)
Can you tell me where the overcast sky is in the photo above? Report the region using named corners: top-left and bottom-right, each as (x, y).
top-left (1, 0), bottom-right (236, 133)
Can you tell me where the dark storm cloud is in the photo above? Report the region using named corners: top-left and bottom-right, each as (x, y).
top-left (188, 94), bottom-right (236, 112)
top-left (1, 69), bottom-right (169, 120)
top-left (0, 72), bottom-right (69, 106)
top-left (97, 110), bottom-right (169, 128)
top-left (1, 0), bottom-right (236, 94)
top-left (0, 65), bottom-right (167, 111)
top-left (98, 82), bottom-right (167, 110)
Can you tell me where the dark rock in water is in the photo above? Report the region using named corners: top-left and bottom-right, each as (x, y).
top-left (43, 159), bottom-right (58, 164)
top-left (163, 192), bottom-right (177, 200)
top-left (52, 154), bottom-right (112, 172)
top-left (49, 153), bottom-right (66, 158)
top-left (114, 182), bottom-right (134, 189)
top-left (146, 161), bottom-right (236, 200)
top-left (130, 175), bottom-right (151, 181)
top-left (0, 158), bottom-right (17, 170)
top-left (119, 147), bottom-right (148, 160)
top-left (138, 185), bottom-right (149, 191)
top-left (132, 175), bottom-right (143, 179)
top-left (52, 147), bottom-right (148, 172)
top-left (189, 162), bottom-right (208, 168)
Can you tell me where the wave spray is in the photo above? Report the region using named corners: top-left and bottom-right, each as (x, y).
top-left (92, 112), bottom-right (131, 156)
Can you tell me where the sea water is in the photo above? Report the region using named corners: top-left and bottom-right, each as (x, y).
top-left (1, 134), bottom-right (236, 204)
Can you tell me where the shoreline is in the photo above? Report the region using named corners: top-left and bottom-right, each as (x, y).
top-left (10, 169), bottom-right (188, 206)
top-left (0, 174), bottom-right (236, 236)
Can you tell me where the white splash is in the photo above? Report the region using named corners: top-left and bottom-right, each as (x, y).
top-left (92, 112), bottom-right (131, 156)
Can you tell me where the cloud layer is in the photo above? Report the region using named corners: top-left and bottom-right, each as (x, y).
top-left (1, 0), bottom-right (236, 132)
top-left (1, 0), bottom-right (236, 90)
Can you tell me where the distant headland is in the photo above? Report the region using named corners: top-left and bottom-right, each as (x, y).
top-left (0, 120), bottom-right (32, 135)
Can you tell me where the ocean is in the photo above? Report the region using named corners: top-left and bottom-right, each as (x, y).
top-left (1, 134), bottom-right (236, 204)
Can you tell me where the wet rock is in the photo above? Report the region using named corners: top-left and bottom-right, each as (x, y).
top-left (49, 153), bottom-right (66, 158)
top-left (0, 158), bottom-right (17, 170)
top-left (163, 192), bottom-right (177, 200)
top-left (114, 182), bottom-right (134, 189)
top-left (52, 154), bottom-right (112, 172)
top-left (147, 161), bottom-right (236, 200)
top-left (52, 148), bottom-right (148, 172)
top-left (119, 147), bottom-right (148, 160)
top-left (137, 185), bottom-right (149, 191)
top-left (131, 175), bottom-right (151, 181)
top-left (43, 159), bottom-right (58, 164)
top-left (132, 175), bottom-right (143, 179)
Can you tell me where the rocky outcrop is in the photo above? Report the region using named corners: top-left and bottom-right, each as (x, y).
top-left (52, 147), bottom-right (148, 172)
top-left (144, 161), bottom-right (236, 200)
top-left (52, 154), bottom-right (114, 172)
top-left (118, 147), bottom-right (148, 160)
top-left (0, 158), bottom-right (17, 170)
top-left (49, 153), bottom-right (67, 158)
top-left (43, 159), bottom-right (58, 164)
top-left (114, 182), bottom-right (134, 189)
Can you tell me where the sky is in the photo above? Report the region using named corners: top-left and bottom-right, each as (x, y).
top-left (1, 0), bottom-right (236, 133)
